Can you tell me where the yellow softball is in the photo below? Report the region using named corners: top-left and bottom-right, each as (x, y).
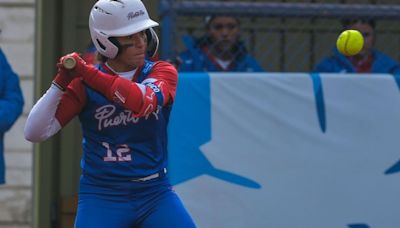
top-left (336, 30), bottom-right (364, 56)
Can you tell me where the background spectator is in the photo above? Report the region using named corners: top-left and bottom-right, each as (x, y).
top-left (0, 48), bottom-right (24, 184)
top-left (178, 15), bottom-right (264, 72)
top-left (315, 18), bottom-right (400, 74)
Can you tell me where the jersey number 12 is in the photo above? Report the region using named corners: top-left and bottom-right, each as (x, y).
top-left (102, 142), bottom-right (132, 162)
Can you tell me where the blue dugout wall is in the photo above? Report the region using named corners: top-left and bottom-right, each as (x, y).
top-left (168, 72), bottom-right (400, 228)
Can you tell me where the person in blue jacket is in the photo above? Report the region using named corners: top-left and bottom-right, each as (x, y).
top-left (178, 15), bottom-right (264, 72)
top-left (0, 48), bottom-right (24, 184)
top-left (315, 18), bottom-right (400, 74)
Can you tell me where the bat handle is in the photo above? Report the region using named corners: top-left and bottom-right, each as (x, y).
top-left (62, 56), bottom-right (77, 70)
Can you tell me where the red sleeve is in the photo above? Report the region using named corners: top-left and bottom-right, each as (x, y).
top-left (129, 61), bottom-right (177, 117)
top-left (55, 78), bottom-right (87, 126)
top-left (147, 61), bottom-right (178, 105)
top-left (80, 61), bottom-right (177, 118)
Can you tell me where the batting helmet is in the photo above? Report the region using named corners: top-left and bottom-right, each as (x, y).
top-left (89, 0), bottom-right (159, 59)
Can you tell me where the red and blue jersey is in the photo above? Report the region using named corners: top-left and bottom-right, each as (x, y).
top-left (55, 60), bottom-right (177, 184)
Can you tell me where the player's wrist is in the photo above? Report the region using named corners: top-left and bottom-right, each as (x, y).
top-left (52, 73), bottom-right (72, 91)
top-left (81, 67), bottom-right (116, 96)
top-left (51, 81), bottom-right (66, 91)
top-left (80, 65), bottom-right (98, 81)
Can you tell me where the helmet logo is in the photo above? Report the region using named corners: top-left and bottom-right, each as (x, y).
top-left (127, 10), bottom-right (144, 20)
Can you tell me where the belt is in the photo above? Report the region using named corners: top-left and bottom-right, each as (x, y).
top-left (130, 168), bottom-right (167, 182)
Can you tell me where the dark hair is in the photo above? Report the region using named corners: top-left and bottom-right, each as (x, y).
top-left (205, 15), bottom-right (240, 29)
top-left (97, 52), bottom-right (108, 63)
top-left (341, 18), bottom-right (376, 30)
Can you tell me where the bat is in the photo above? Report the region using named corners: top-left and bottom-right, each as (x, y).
top-left (62, 56), bottom-right (76, 70)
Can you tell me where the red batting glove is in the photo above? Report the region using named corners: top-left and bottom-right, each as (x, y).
top-left (57, 53), bottom-right (144, 112)
top-left (62, 52), bottom-right (99, 79)
top-left (64, 52), bottom-right (118, 97)
top-left (52, 53), bottom-right (82, 91)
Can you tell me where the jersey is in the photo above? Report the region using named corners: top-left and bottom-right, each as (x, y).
top-left (79, 61), bottom-right (170, 182)
top-left (69, 61), bottom-right (195, 227)
top-left (55, 60), bottom-right (177, 185)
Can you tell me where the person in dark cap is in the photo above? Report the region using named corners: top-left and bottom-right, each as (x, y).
top-left (178, 15), bottom-right (264, 72)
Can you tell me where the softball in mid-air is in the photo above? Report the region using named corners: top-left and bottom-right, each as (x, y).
top-left (336, 30), bottom-right (364, 56)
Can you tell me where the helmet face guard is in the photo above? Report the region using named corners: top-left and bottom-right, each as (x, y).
top-left (89, 0), bottom-right (159, 59)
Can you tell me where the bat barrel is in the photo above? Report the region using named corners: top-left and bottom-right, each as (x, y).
top-left (62, 57), bottom-right (76, 70)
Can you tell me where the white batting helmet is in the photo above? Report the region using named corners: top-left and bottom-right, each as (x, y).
top-left (89, 0), bottom-right (159, 59)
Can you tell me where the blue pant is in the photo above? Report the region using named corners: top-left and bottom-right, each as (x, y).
top-left (74, 176), bottom-right (195, 228)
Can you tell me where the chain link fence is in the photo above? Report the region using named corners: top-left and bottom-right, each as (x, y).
top-left (160, 0), bottom-right (400, 72)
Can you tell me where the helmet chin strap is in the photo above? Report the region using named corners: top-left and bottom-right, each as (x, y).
top-left (146, 28), bottom-right (159, 58)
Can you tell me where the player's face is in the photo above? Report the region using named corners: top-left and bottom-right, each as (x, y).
top-left (114, 31), bottom-right (147, 70)
top-left (208, 16), bottom-right (240, 53)
top-left (349, 22), bottom-right (374, 56)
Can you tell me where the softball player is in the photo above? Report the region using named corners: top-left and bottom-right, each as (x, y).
top-left (24, 0), bottom-right (195, 227)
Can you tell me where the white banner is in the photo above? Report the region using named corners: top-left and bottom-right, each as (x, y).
top-left (168, 73), bottom-right (400, 228)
